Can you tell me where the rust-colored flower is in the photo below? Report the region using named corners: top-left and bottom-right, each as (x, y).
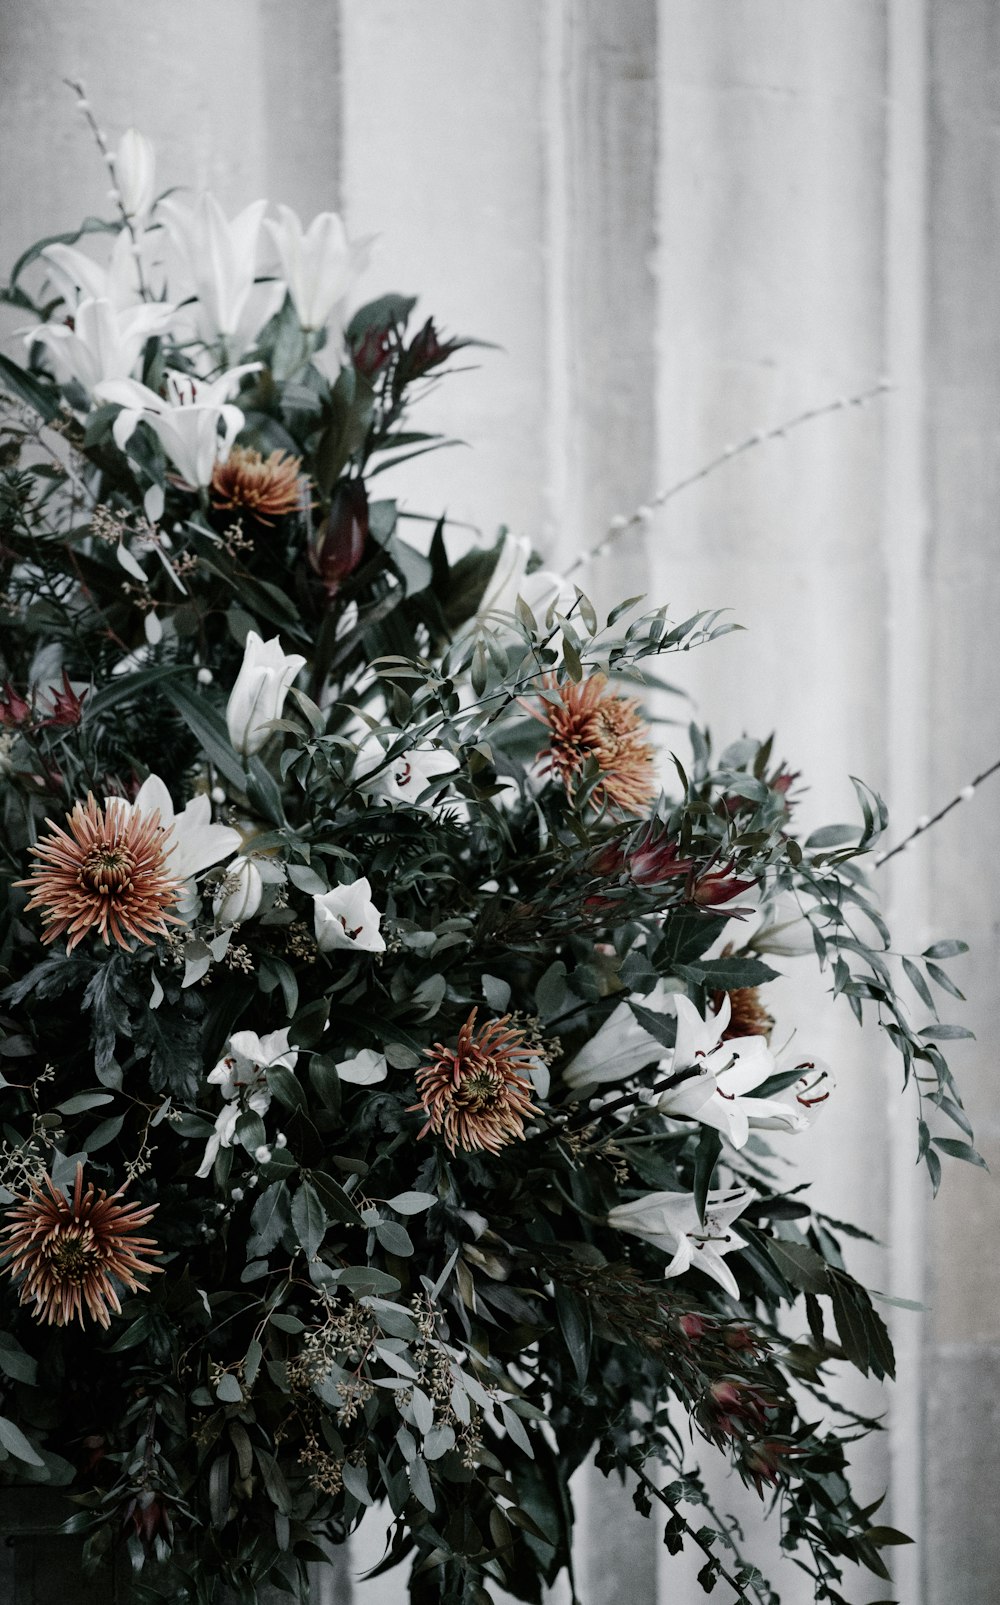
top-left (210, 446), bottom-right (303, 524)
top-left (412, 1009), bottom-right (540, 1156)
top-left (534, 673), bottom-right (656, 813)
top-left (0, 1165), bottom-right (162, 1329)
top-left (714, 986), bottom-right (774, 1042)
top-left (16, 794), bottom-right (183, 952)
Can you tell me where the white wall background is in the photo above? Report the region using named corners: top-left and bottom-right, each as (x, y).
top-left (1, 4), bottom-right (997, 1602)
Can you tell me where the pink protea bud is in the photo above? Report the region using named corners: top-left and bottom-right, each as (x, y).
top-left (39, 671), bottom-right (87, 728)
top-left (0, 683), bottom-right (33, 727)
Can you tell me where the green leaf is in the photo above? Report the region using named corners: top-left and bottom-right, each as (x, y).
top-left (375, 1220), bottom-right (414, 1257)
top-left (922, 940), bottom-right (969, 960)
top-left (693, 1128), bottom-right (722, 1226)
top-left (554, 1285), bottom-right (592, 1387)
top-left (266, 1065), bottom-right (306, 1112)
top-left (0, 352), bottom-right (60, 422)
top-left (0, 1415), bottom-right (44, 1466)
top-left (161, 678), bottom-right (247, 790)
top-left (249, 1181), bottom-right (289, 1258)
top-left (862, 1527), bottom-right (914, 1547)
top-left (678, 956), bottom-right (781, 990)
top-left (918, 1023), bottom-right (974, 1041)
top-left (291, 1180), bottom-right (328, 1258)
top-left (215, 1373), bottom-right (243, 1404)
top-left (764, 1238), bottom-right (830, 1294)
top-left (385, 1191), bottom-right (437, 1215)
top-left (55, 1091), bottom-right (115, 1116)
top-left (932, 1138), bottom-right (989, 1170)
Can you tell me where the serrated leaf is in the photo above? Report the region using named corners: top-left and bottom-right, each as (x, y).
top-left (764, 1238), bottom-right (829, 1294)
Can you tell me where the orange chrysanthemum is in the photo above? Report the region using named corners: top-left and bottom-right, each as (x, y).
top-left (0, 1164), bottom-right (162, 1329)
top-left (16, 794), bottom-right (183, 952)
top-left (210, 447), bottom-right (303, 524)
top-left (534, 673), bottom-right (656, 813)
top-left (412, 1009), bottom-right (541, 1156)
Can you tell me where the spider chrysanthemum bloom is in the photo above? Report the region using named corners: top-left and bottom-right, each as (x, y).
top-left (535, 673), bottom-right (656, 813)
top-left (0, 1165), bottom-right (162, 1329)
top-left (717, 986), bottom-right (774, 1042)
top-left (210, 447), bottom-right (303, 524)
top-left (16, 794), bottom-right (183, 952)
top-left (412, 1009), bottom-right (541, 1155)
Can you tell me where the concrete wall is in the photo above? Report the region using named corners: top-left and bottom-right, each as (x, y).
top-left (0, 2), bottom-right (996, 1601)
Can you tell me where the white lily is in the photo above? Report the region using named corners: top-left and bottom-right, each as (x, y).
top-left (477, 532), bottom-right (576, 626)
top-left (196, 1028), bottom-right (297, 1177)
top-left (748, 1053), bottom-right (836, 1133)
top-left (96, 366), bottom-right (256, 487)
top-left (562, 982), bottom-right (675, 1091)
top-left (313, 878), bottom-right (386, 954)
top-left (29, 296), bottom-right (174, 394)
top-left (213, 855), bottom-right (263, 925)
top-left (608, 1186), bottom-right (751, 1299)
top-left (354, 742), bottom-right (458, 809)
top-left (335, 1049), bottom-right (388, 1085)
top-left (131, 773), bottom-right (242, 884)
top-left (43, 229), bottom-right (143, 312)
top-left (160, 193), bottom-right (284, 354)
top-left (225, 630), bottom-right (307, 758)
top-left (264, 204), bottom-right (366, 333)
top-left (112, 128), bottom-right (156, 223)
top-left (656, 995), bottom-right (832, 1148)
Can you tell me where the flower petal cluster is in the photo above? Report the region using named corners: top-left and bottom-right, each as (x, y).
top-left (197, 1029), bottom-right (298, 1177)
top-left (211, 446), bottom-right (303, 524)
top-left (535, 673), bottom-right (657, 814)
top-left (29, 297), bottom-right (175, 394)
top-left (160, 194), bottom-right (284, 354)
top-left (608, 1186), bottom-right (751, 1298)
top-left (413, 1009), bottom-right (540, 1155)
top-left (16, 793), bottom-right (184, 951)
top-left (96, 366), bottom-right (257, 487)
top-left (657, 995), bottom-right (834, 1147)
top-left (265, 204), bottom-right (367, 334)
top-left (129, 773), bottom-right (241, 885)
top-left (313, 879), bottom-right (385, 954)
top-left (354, 743), bottom-right (458, 809)
top-left (0, 1164), bottom-right (161, 1328)
top-left (226, 630), bottom-right (307, 758)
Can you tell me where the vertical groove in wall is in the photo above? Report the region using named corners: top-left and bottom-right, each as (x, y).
top-left (542, 0), bottom-right (575, 567)
top-left (882, 0), bottom-right (929, 1597)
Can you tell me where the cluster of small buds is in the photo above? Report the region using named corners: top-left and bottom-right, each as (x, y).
top-left (225, 944), bottom-right (254, 973)
top-left (222, 518), bottom-right (253, 556)
top-left (171, 553), bottom-right (198, 581)
top-left (335, 1376), bottom-right (375, 1426)
top-left (298, 1433), bottom-right (344, 1496)
top-left (124, 1145), bottom-right (155, 1182)
top-left (285, 921), bottom-right (317, 963)
top-left (0, 1140), bottom-right (48, 1192)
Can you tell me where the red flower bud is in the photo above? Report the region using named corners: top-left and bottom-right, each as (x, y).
top-left (679, 1312), bottom-right (710, 1340)
top-left (39, 671), bottom-right (87, 728)
top-left (310, 480), bottom-right (368, 599)
top-left (0, 683), bottom-right (33, 727)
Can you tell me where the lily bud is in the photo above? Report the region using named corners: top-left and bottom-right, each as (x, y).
top-left (212, 856), bottom-right (263, 925)
top-left (114, 129), bottom-right (156, 222)
top-left (226, 631), bottom-right (306, 758)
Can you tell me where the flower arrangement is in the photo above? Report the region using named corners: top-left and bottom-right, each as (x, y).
top-left (0, 101), bottom-right (979, 1605)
